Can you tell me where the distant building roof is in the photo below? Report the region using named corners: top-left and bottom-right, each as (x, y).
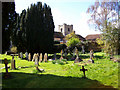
top-left (76, 34), bottom-right (86, 41)
top-left (85, 34), bottom-right (101, 41)
top-left (54, 32), bottom-right (64, 38)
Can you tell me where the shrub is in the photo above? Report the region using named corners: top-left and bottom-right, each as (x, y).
top-left (10, 46), bottom-right (17, 53)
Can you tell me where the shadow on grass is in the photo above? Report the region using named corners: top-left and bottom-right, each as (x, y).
top-left (2, 72), bottom-right (117, 89)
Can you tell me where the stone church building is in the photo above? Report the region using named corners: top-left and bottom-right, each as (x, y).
top-left (54, 23), bottom-right (85, 43)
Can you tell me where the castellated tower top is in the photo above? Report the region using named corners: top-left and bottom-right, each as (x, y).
top-left (58, 23), bottom-right (73, 36)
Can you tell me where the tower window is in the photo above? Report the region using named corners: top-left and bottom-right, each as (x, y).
top-left (68, 28), bottom-right (70, 32)
top-left (61, 28), bottom-right (62, 32)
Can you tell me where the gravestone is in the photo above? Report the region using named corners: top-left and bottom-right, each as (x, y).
top-left (90, 50), bottom-right (94, 59)
top-left (53, 53), bottom-right (57, 60)
top-left (44, 53), bottom-right (47, 62)
top-left (35, 54), bottom-right (39, 66)
top-left (80, 66), bottom-right (88, 78)
top-left (25, 52), bottom-right (28, 60)
top-left (20, 52), bottom-right (23, 59)
top-left (60, 50), bottom-right (64, 60)
top-left (73, 47), bottom-right (76, 56)
top-left (71, 47), bottom-right (77, 60)
top-left (39, 53), bottom-right (42, 62)
top-left (18, 53), bottom-right (20, 58)
top-left (32, 53), bottom-right (36, 62)
top-left (4, 58), bottom-right (11, 78)
top-left (82, 45), bottom-right (85, 54)
top-left (11, 56), bottom-right (16, 70)
top-left (28, 53), bottom-right (31, 61)
top-left (88, 50), bottom-right (94, 63)
top-left (74, 48), bottom-right (83, 63)
top-left (64, 49), bottom-right (68, 60)
top-left (37, 53), bottom-right (39, 61)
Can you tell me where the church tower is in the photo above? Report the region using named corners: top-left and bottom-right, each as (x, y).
top-left (58, 23), bottom-right (73, 36)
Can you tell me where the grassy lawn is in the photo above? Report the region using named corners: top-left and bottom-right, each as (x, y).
top-left (0, 52), bottom-right (119, 89)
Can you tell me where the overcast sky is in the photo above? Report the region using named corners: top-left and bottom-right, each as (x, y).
top-left (15, 0), bottom-right (101, 37)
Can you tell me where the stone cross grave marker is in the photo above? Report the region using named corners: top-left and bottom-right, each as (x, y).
top-left (35, 54), bottom-right (39, 66)
top-left (4, 58), bottom-right (11, 78)
top-left (80, 66), bottom-right (88, 78)
top-left (44, 53), bottom-right (47, 62)
top-left (74, 48), bottom-right (83, 63)
top-left (39, 53), bottom-right (42, 62)
top-left (60, 50), bottom-right (64, 60)
top-left (28, 53), bottom-right (31, 61)
top-left (25, 52), bottom-right (28, 60)
top-left (11, 55), bottom-right (16, 70)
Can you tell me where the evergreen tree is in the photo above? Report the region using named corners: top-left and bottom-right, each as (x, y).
top-left (13, 2), bottom-right (54, 57)
top-left (2, 2), bottom-right (17, 53)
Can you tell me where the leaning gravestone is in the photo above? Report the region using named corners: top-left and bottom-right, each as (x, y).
top-left (11, 56), bottom-right (16, 70)
top-left (35, 54), bottom-right (39, 66)
top-left (74, 48), bottom-right (83, 63)
top-left (3, 58), bottom-right (11, 78)
top-left (88, 50), bottom-right (94, 63)
top-left (28, 53), bottom-right (31, 61)
top-left (32, 53), bottom-right (36, 62)
top-left (39, 53), bottom-right (42, 62)
top-left (25, 52), bottom-right (28, 60)
top-left (44, 53), bottom-right (47, 62)
top-left (60, 50), bottom-right (64, 60)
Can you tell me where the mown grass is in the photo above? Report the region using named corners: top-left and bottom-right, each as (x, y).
top-left (0, 52), bottom-right (119, 89)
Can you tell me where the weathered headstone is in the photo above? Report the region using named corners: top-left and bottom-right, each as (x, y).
top-left (74, 48), bottom-right (83, 63)
top-left (80, 66), bottom-right (87, 78)
top-left (60, 50), bottom-right (64, 60)
top-left (44, 53), bottom-right (47, 62)
top-left (71, 47), bottom-right (77, 60)
top-left (4, 58), bottom-right (11, 78)
top-left (82, 45), bottom-right (85, 54)
top-left (25, 52), bottom-right (28, 60)
top-left (11, 56), bottom-right (16, 70)
top-left (88, 50), bottom-right (94, 63)
top-left (35, 54), bottom-right (39, 66)
top-left (90, 50), bottom-right (94, 59)
top-left (32, 53), bottom-right (36, 62)
top-left (39, 53), bottom-right (42, 62)
top-left (20, 52), bottom-right (23, 59)
top-left (28, 53), bottom-right (31, 61)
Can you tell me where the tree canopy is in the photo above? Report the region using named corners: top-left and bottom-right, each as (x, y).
top-left (2, 2), bottom-right (17, 53)
top-left (12, 2), bottom-right (55, 54)
top-left (87, 0), bottom-right (119, 55)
